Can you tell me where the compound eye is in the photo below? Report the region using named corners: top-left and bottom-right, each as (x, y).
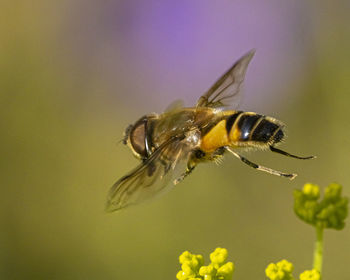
top-left (129, 118), bottom-right (148, 158)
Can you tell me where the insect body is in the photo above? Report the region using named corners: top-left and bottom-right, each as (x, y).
top-left (106, 50), bottom-right (314, 212)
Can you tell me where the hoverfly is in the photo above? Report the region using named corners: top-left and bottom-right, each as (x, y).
top-left (106, 50), bottom-right (315, 212)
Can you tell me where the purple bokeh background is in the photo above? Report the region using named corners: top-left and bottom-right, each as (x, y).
top-left (2, 1), bottom-right (350, 280)
top-left (61, 0), bottom-right (314, 112)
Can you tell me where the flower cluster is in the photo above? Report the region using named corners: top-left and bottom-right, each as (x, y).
top-left (265, 260), bottom-right (320, 280)
top-left (176, 248), bottom-right (234, 280)
top-left (299, 269), bottom-right (321, 280)
top-left (176, 182), bottom-right (348, 280)
top-left (265, 260), bottom-right (294, 280)
top-left (294, 182), bottom-right (348, 229)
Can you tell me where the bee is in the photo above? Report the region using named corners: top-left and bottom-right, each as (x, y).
top-left (106, 49), bottom-right (315, 212)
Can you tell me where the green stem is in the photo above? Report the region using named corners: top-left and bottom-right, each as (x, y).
top-left (313, 225), bottom-right (324, 274)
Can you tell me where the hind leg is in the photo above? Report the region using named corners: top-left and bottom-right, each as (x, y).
top-left (226, 147), bottom-right (297, 180)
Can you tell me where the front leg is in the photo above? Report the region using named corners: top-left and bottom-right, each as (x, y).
top-left (173, 159), bottom-right (197, 185)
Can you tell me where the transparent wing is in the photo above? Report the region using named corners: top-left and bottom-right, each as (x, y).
top-left (196, 49), bottom-right (255, 109)
top-left (106, 133), bottom-right (198, 212)
top-left (164, 99), bottom-right (184, 113)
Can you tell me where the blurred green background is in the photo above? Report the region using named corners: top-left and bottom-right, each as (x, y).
top-left (1, 1), bottom-right (349, 279)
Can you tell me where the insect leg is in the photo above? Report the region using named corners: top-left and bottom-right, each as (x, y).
top-left (269, 146), bottom-right (316, 160)
top-left (226, 147), bottom-right (297, 180)
top-left (173, 160), bottom-right (197, 185)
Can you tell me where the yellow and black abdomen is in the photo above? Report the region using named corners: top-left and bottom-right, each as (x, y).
top-left (200, 111), bottom-right (284, 153)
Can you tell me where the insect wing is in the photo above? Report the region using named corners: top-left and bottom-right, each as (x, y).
top-left (164, 99), bottom-right (185, 113)
top-left (151, 109), bottom-right (198, 145)
top-left (106, 134), bottom-right (198, 212)
top-left (196, 49), bottom-right (255, 109)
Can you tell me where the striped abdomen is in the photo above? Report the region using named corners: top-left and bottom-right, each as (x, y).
top-left (200, 111), bottom-right (285, 153)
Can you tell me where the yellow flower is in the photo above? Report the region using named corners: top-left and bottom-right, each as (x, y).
top-left (176, 248), bottom-right (234, 280)
top-left (265, 260), bottom-right (294, 280)
top-left (299, 269), bottom-right (320, 280)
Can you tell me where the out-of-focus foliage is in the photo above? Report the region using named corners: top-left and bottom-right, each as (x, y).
top-left (294, 183), bottom-right (348, 229)
top-left (265, 182), bottom-right (348, 280)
